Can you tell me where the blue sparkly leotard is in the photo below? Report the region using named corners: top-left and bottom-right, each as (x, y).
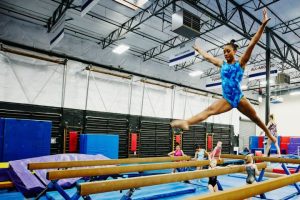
top-left (221, 61), bottom-right (244, 108)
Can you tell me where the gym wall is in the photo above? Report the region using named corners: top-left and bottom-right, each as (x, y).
top-left (258, 94), bottom-right (300, 136)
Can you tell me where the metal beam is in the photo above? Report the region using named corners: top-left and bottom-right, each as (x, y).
top-left (184, 0), bottom-right (300, 72)
top-left (254, 0), bottom-right (280, 11)
top-left (175, 37), bottom-right (250, 71)
top-left (102, 0), bottom-right (176, 49)
top-left (260, 2), bottom-right (300, 38)
top-left (142, 18), bottom-right (221, 62)
top-left (0, 44), bottom-right (65, 64)
top-left (265, 28), bottom-right (271, 124)
top-left (239, 0), bottom-right (280, 11)
top-left (272, 16), bottom-right (300, 34)
top-left (47, 0), bottom-right (74, 32)
top-left (142, 35), bottom-right (189, 62)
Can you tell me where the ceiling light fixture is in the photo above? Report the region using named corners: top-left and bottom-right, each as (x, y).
top-left (260, 80), bottom-right (274, 85)
top-left (114, 0), bottom-right (148, 10)
top-left (112, 44), bottom-right (130, 54)
top-left (241, 85), bottom-right (248, 90)
top-left (290, 91), bottom-right (300, 96)
top-left (189, 70), bottom-right (203, 77)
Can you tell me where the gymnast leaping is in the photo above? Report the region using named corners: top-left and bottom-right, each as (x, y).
top-left (171, 8), bottom-right (276, 143)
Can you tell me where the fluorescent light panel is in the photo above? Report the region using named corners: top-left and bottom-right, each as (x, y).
top-left (115, 0), bottom-right (148, 10)
top-left (260, 80), bottom-right (274, 85)
top-left (189, 70), bottom-right (203, 77)
top-left (290, 91), bottom-right (300, 96)
top-left (112, 44), bottom-right (130, 54)
top-left (241, 85), bottom-right (248, 90)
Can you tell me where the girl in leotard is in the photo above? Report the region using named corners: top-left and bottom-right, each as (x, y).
top-left (193, 144), bottom-right (209, 170)
top-left (265, 114), bottom-right (281, 157)
top-left (171, 8), bottom-right (276, 144)
top-left (245, 155), bottom-right (259, 199)
top-left (245, 154), bottom-right (259, 184)
top-left (208, 159), bottom-right (218, 193)
top-left (209, 141), bottom-right (222, 161)
top-left (168, 143), bottom-right (185, 173)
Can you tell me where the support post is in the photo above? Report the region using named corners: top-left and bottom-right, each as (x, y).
top-left (281, 163), bottom-right (300, 193)
top-left (265, 28), bottom-right (271, 124)
top-left (216, 180), bottom-right (223, 191)
top-left (257, 169), bottom-right (266, 199)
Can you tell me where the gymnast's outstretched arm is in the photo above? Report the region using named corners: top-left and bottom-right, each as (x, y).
top-left (239, 8), bottom-right (270, 67)
top-left (193, 38), bottom-right (223, 67)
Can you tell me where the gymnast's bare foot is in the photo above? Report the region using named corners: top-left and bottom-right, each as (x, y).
top-left (170, 120), bottom-right (189, 130)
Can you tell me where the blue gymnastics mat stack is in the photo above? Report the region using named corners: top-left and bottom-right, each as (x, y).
top-left (80, 134), bottom-right (119, 159)
top-left (0, 118), bottom-right (52, 161)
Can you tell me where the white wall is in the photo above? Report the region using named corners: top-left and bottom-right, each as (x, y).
top-left (0, 52), bottom-right (63, 107)
top-left (258, 94), bottom-right (300, 136)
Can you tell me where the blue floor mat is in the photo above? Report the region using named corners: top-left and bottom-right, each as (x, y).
top-left (177, 174), bottom-right (300, 200)
top-left (0, 191), bottom-right (24, 200)
top-left (45, 174), bottom-right (300, 200)
top-left (45, 182), bottom-right (196, 200)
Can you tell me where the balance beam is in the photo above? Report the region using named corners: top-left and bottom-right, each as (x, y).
top-left (0, 162), bottom-right (13, 189)
top-left (240, 171), bottom-right (286, 178)
top-left (47, 160), bottom-right (223, 180)
top-left (221, 154), bottom-right (300, 164)
top-left (0, 181), bottom-right (14, 189)
top-left (28, 156), bottom-right (190, 170)
top-left (263, 172), bottom-right (286, 178)
top-left (78, 162), bottom-right (267, 196)
top-left (186, 170), bottom-right (300, 200)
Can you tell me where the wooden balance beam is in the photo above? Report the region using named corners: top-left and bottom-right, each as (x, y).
top-left (186, 171), bottom-right (300, 200)
top-left (240, 170), bottom-right (286, 178)
top-left (78, 162), bottom-right (267, 196)
top-left (0, 162), bottom-right (14, 189)
top-left (0, 181), bottom-right (14, 189)
top-left (221, 154), bottom-right (300, 164)
top-left (47, 160), bottom-right (223, 180)
top-left (28, 156), bottom-right (190, 170)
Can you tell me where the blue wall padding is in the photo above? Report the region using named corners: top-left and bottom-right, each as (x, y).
top-left (0, 118), bottom-right (52, 161)
top-left (80, 134), bottom-right (119, 159)
top-left (249, 136), bottom-right (258, 149)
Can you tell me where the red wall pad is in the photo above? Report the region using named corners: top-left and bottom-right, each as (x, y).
top-left (175, 135), bottom-right (181, 144)
top-left (207, 136), bottom-right (213, 150)
top-left (131, 133), bottom-right (137, 152)
top-left (258, 136), bottom-right (264, 148)
top-left (69, 131), bottom-right (78, 153)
